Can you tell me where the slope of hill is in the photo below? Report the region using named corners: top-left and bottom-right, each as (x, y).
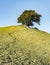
top-left (0, 25), bottom-right (50, 65)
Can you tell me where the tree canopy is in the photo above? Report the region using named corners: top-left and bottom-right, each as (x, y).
top-left (18, 10), bottom-right (42, 27)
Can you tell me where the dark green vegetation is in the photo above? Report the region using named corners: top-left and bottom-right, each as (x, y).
top-left (0, 25), bottom-right (50, 65)
top-left (18, 10), bottom-right (41, 27)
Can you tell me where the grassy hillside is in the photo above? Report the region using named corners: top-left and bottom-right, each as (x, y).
top-left (0, 25), bottom-right (50, 65)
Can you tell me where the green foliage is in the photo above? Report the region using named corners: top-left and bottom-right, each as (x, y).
top-left (18, 10), bottom-right (42, 27)
top-left (0, 25), bottom-right (50, 65)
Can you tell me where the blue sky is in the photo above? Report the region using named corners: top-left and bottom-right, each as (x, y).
top-left (0, 0), bottom-right (50, 33)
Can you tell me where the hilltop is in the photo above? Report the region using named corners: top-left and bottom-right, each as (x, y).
top-left (0, 25), bottom-right (50, 65)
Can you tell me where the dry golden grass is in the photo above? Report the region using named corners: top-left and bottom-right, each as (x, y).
top-left (0, 25), bottom-right (50, 65)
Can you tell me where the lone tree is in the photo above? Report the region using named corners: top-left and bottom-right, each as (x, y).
top-left (18, 10), bottom-right (42, 27)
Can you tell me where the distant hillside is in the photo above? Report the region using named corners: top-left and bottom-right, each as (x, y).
top-left (0, 25), bottom-right (50, 65)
